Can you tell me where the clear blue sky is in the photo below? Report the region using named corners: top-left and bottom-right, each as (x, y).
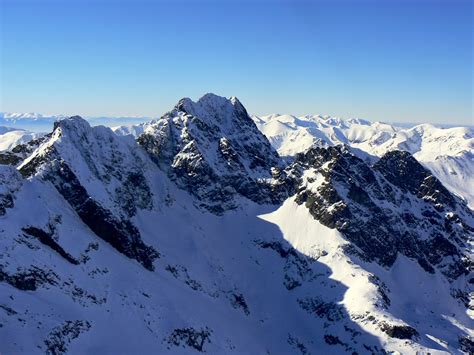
top-left (1, 0), bottom-right (472, 125)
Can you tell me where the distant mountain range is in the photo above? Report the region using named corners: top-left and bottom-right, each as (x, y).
top-left (0, 112), bottom-right (152, 132)
top-left (2, 111), bottom-right (471, 132)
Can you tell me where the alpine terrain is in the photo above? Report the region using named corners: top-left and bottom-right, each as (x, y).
top-left (251, 114), bottom-right (474, 209)
top-left (0, 94), bottom-right (472, 354)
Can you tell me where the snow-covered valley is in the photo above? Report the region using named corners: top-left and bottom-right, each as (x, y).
top-left (0, 94), bottom-right (472, 354)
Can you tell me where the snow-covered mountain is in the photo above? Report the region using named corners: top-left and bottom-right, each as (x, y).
top-left (135, 94), bottom-right (288, 213)
top-left (0, 113), bottom-right (64, 132)
top-left (0, 126), bottom-right (44, 152)
top-left (1, 112), bottom-right (65, 121)
top-left (252, 114), bottom-right (474, 209)
top-left (0, 94), bottom-right (472, 354)
top-left (0, 112), bottom-right (151, 132)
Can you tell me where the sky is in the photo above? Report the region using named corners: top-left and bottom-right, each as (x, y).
top-left (0, 0), bottom-right (472, 125)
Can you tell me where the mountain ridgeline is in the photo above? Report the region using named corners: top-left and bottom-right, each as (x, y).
top-left (0, 94), bottom-right (472, 354)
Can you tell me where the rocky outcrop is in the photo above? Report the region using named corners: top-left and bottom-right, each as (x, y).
top-left (0, 165), bottom-right (23, 216)
top-left (44, 159), bottom-right (159, 271)
top-left (379, 322), bottom-right (418, 340)
top-left (291, 145), bottom-right (472, 280)
top-left (22, 226), bottom-right (79, 265)
top-left (0, 134), bottom-right (51, 166)
top-left (373, 150), bottom-right (456, 210)
top-left (44, 320), bottom-right (91, 354)
top-left (165, 327), bottom-right (212, 352)
top-left (0, 265), bottom-right (59, 291)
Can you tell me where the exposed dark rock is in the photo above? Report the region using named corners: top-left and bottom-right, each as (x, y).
top-left (290, 145), bottom-right (472, 280)
top-left (373, 150), bottom-right (455, 210)
top-left (0, 133), bottom-right (51, 167)
top-left (368, 275), bottom-right (391, 309)
top-left (14, 117), bottom-right (158, 270)
top-left (0, 194), bottom-right (14, 216)
top-left (165, 327), bottom-right (212, 352)
top-left (459, 335), bottom-right (474, 354)
top-left (229, 292), bottom-right (250, 315)
top-left (255, 240), bottom-right (315, 290)
top-left (137, 94), bottom-right (290, 214)
top-left (324, 334), bottom-right (345, 346)
top-left (379, 322), bottom-right (418, 339)
top-left (297, 297), bottom-right (344, 322)
top-left (287, 334), bottom-right (310, 355)
top-left (451, 288), bottom-right (471, 308)
top-left (0, 152), bottom-right (23, 165)
top-left (0, 304), bottom-right (17, 316)
top-left (0, 103), bottom-right (471, 354)
top-left (0, 265), bottom-right (59, 291)
top-left (44, 320), bottom-right (91, 355)
top-left (22, 227), bottom-right (79, 265)
top-left (12, 133), bottom-right (52, 155)
top-left (0, 165), bottom-right (23, 216)
top-left (115, 172), bottom-right (153, 217)
top-left (39, 159), bottom-right (159, 271)
top-left (18, 144), bottom-right (56, 178)
top-left (165, 264), bottom-right (203, 291)
top-left (68, 285), bottom-right (106, 305)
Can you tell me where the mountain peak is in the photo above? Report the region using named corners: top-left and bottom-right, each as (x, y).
top-left (138, 93), bottom-right (284, 213)
top-left (174, 93), bottom-right (248, 125)
top-left (52, 115), bottom-right (89, 132)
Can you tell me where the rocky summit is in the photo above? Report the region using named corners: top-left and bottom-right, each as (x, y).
top-left (137, 93), bottom-right (289, 213)
top-left (0, 94), bottom-right (472, 354)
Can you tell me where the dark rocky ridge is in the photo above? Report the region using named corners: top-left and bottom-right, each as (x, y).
top-left (0, 165), bottom-right (22, 216)
top-left (137, 93), bottom-right (291, 213)
top-left (373, 150), bottom-right (456, 210)
top-left (0, 265), bottom-right (59, 291)
top-left (22, 226), bottom-right (79, 265)
top-left (291, 145), bottom-right (472, 280)
top-left (0, 133), bottom-right (52, 167)
top-left (18, 119), bottom-right (159, 271)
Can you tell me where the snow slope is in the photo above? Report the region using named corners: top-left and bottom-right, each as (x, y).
top-left (0, 126), bottom-right (44, 151)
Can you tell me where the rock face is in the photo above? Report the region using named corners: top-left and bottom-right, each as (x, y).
top-left (0, 133), bottom-right (51, 166)
top-left (292, 145), bottom-right (472, 281)
top-left (137, 93), bottom-right (289, 213)
top-left (0, 94), bottom-right (472, 354)
top-left (373, 150), bottom-right (456, 209)
top-left (0, 165), bottom-right (23, 216)
top-left (18, 117), bottom-right (159, 270)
